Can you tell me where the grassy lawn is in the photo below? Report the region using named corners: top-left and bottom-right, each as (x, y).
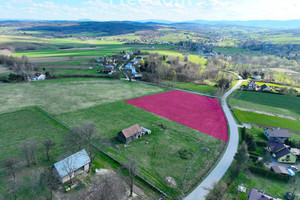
top-left (233, 110), bottom-right (300, 131)
top-left (229, 90), bottom-right (300, 119)
top-left (225, 170), bottom-right (300, 199)
top-left (0, 107), bottom-right (68, 161)
top-left (57, 101), bottom-right (226, 196)
top-left (0, 78), bottom-right (167, 115)
top-left (161, 81), bottom-right (217, 96)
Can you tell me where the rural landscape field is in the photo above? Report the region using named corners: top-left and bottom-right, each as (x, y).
top-left (1, 1), bottom-right (300, 199)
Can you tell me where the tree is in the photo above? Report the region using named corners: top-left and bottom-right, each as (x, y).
top-left (80, 174), bottom-right (127, 200)
top-left (2, 157), bottom-right (18, 179)
top-left (248, 140), bottom-right (257, 151)
top-left (67, 121), bottom-right (97, 172)
top-left (20, 139), bottom-right (38, 166)
top-left (204, 181), bottom-right (227, 200)
top-left (40, 168), bottom-right (59, 200)
top-left (43, 139), bottom-right (56, 161)
top-left (234, 141), bottom-right (249, 173)
top-left (123, 158), bottom-right (139, 197)
top-left (6, 179), bottom-right (22, 200)
top-left (241, 127), bottom-right (246, 141)
top-left (61, 156), bottom-right (77, 185)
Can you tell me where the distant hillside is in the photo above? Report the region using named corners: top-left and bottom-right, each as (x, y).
top-left (184, 19), bottom-right (300, 29)
top-left (0, 21), bottom-right (159, 36)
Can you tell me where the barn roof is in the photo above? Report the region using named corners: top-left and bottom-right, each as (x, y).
top-left (53, 149), bottom-right (91, 178)
top-left (267, 129), bottom-right (290, 138)
top-left (121, 124), bottom-right (142, 139)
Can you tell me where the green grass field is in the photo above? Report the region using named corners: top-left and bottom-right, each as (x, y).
top-left (162, 81), bottom-right (217, 96)
top-left (229, 90), bottom-right (300, 119)
top-left (57, 101), bottom-right (226, 195)
top-left (0, 78), bottom-right (167, 115)
top-left (0, 107), bottom-right (68, 161)
top-left (233, 110), bottom-right (300, 131)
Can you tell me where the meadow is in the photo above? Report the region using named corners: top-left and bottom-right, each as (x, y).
top-left (0, 78), bottom-right (167, 114)
top-left (0, 78), bottom-right (226, 196)
top-left (0, 107), bottom-right (68, 161)
top-left (57, 101), bottom-right (226, 195)
top-left (229, 90), bottom-right (300, 119)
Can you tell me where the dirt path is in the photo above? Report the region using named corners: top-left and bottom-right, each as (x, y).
top-left (30, 56), bottom-right (98, 63)
top-left (231, 106), bottom-right (300, 121)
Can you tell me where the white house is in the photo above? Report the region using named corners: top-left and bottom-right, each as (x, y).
top-left (53, 149), bottom-right (91, 183)
top-left (253, 74), bottom-right (262, 79)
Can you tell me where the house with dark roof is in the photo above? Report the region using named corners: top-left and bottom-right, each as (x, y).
top-left (264, 128), bottom-right (290, 142)
top-left (247, 188), bottom-right (282, 200)
top-left (266, 139), bottom-right (297, 164)
top-left (118, 124), bottom-right (151, 143)
top-left (260, 84), bottom-right (272, 92)
top-left (53, 149), bottom-right (91, 183)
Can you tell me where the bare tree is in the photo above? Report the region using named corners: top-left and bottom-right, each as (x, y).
top-left (40, 168), bottom-right (59, 200)
top-left (123, 158), bottom-right (139, 197)
top-left (82, 174), bottom-right (127, 200)
top-left (67, 121), bottom-right (97, 171)
top-left (204, 181), bottom-right (227, 200)
top-left (2, 157), bottom-right (18, 179)
top-left (6, 179), bottom-right (22, 200)
top-left (20, 141), bottom-right (31, 167)
top-left (20, 139), bottom-right (38, 166)
top-left (43, 139), bottom-right (56, 161)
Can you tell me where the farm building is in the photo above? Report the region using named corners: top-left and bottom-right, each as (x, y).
top-left (118, 124), bottom-right (151, 143)
top-left (53, 149), bottom-right (91, 183)
top-left (247, 81), bottom-right (257, 90)
top-left (247, 188), bottom-right (282, 200)
top-left (271, 166), bottom-right (289, 175)
top-left (264, 128), bottom-right (290, 142)
top-left (266, 139), bottom-right (297, 164)
top-left (260, 84), bottom-right (272, 92)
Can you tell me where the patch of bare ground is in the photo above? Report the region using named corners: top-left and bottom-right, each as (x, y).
top-left (0, 49), bottom-right (13, 56)
top-left (54, 169), bottom-right (150, 200)
top-left (59, 47), bottom-right (105, 51)
top-left (0, 65), bottom-right (11, 73)
top-left (232, 106), bottom-right (300, 121)
top-left (30, 56), bottom-right (98, 63)
top-left (39, 65), bottom-right (92, 69)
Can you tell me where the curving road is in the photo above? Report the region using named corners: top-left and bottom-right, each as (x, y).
top-left (185, 72), bottom-right (243, 200)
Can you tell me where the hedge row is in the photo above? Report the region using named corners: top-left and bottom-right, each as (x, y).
top-left (249, 165), bottom-right (292, 182)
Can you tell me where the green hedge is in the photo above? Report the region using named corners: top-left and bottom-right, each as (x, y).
top-left (248, 165), bottom-right (292, 182)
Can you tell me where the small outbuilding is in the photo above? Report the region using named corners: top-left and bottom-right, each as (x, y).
top-left (247, 188), bottom-right (282, 200)
top-left (118, 124), bottom-right (151, 143)
top-left (271, 166), bottom-right (289, 175)
top-left (53, 149), bottom-right (91, 183)
top-left (264, 128), bottom-right (290, 142)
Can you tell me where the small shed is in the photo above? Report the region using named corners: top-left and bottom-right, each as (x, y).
top-left (271, 166), bottom-right (289, 175)
top-left (53, 149), bottom-right (91, 183)
top-left (118, 124), bottom-right (151, 143)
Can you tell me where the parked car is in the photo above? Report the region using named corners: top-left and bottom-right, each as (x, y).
top-left (288, 166), bottom-right (299, 172)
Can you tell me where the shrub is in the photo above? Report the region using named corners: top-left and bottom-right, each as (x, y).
top-left (179, 148), bottom-right (193, 160)
top-left (248, 165), bottom-right (291, 182)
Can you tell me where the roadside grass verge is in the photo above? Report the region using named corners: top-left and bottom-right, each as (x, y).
top-left (57, 101), bottom-right (226, 196)
top-left (229, 90), bottom-right (300, 119)
top-left (233, 110), bottom-right (300, 132)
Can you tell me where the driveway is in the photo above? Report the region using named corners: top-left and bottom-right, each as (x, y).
top-left (185, 72), bottom-right (243, 200)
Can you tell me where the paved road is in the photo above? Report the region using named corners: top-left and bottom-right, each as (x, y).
top-left (185, 72), bottom-right (243, 200)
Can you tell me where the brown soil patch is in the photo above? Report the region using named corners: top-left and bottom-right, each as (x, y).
top-left (40, 65), bottom-right (91, 69)
top-left (60, 47), bottom-right (105, 51)
top-left (0, 49), bottom-right (13, 56)
top-left (30, 56), bottom-right (98, 63)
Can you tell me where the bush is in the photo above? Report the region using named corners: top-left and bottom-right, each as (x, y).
top-left (179, 148), bottom-right (193, 160)
top-left (256, 141), bottom-right (267, 147)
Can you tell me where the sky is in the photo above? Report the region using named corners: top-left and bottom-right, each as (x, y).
top-left (0, 0), bottom-right (300, 21)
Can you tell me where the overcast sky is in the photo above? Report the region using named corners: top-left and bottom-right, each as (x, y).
top-left (0, 0), bottom-right (300, 21)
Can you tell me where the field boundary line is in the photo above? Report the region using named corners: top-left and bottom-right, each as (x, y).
top-left (34, 106), bottom-right (169, 198)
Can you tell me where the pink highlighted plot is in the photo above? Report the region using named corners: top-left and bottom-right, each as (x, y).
top-left (125, 90), bottom-right (228, 142)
